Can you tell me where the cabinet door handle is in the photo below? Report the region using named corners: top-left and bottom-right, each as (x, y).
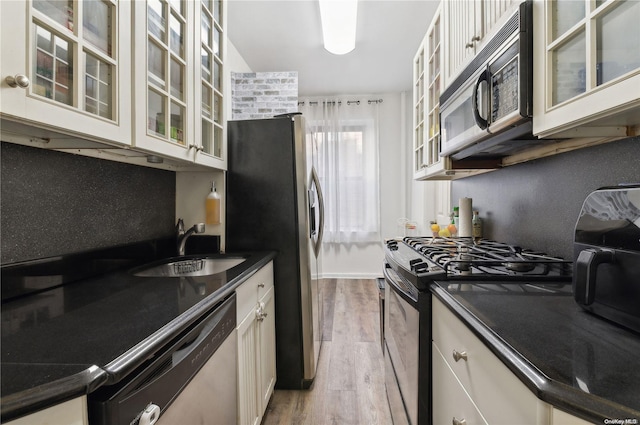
top-left (256, 302), bottom-right (267, 321)
top-left (452, 417), bottom-right (467, 425)
top-left (258, 283), bottom-right (265, 288)
top-left (452, 350), bottom-right (468, 362)
top-left (465, 36), bottom-right (481, 49)
top-left (5, 74), bottom-right (30, 88)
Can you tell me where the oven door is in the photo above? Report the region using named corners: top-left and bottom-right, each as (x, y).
top-left (384, 265), bottom-right (419, 425)
top-left (440, 67), bottom-right (488, 157)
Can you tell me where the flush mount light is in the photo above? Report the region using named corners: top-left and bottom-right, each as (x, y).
top-left (318, 0), bottom-right (358, 55)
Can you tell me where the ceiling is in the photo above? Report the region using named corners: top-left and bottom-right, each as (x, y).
top-left (227, 0), bottom-right (440, 96)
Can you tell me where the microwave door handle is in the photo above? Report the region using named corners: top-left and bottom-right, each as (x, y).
top-left (472, 70), bottom-right (489, 130)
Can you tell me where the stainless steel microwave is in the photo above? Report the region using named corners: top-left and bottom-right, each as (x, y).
top-left (440, 1), bottom-right (536, 160)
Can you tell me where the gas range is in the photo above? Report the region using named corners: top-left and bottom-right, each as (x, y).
top-left (382, 236), bottom-right (573, 425)
top-left (384, 236), bottom-right (572, 291)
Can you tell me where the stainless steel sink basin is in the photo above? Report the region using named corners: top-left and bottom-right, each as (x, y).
top-left (132, 256), bottom-right (246, 277)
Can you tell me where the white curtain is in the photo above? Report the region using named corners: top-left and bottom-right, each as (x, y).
top-left (300, 97), bottom-right (381, 244)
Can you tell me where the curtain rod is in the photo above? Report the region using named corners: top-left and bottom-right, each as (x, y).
top-left (298, 99), bottom-right (383, 106)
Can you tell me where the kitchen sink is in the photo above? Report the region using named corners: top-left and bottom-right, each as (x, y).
top-left (131, 256), bottom-right (247, 278)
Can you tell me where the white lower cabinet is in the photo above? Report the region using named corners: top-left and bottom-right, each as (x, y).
top-left (551, 408), bottom-right (594, 425)
top-left (432, 343), bottom-right (488, 425)
top-left (4, 396), bottom-right (88, 425)
top-left (432, 296), bottom-right (549, 425)
top-left (236, 262), bottom-right (276, 425)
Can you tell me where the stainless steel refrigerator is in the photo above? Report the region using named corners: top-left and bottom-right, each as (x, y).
top-left (226, 114), bottom-right (324, 389)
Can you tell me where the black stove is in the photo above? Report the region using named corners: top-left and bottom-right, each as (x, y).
top-left (385, 236), bottom-right (572, 290)
top-left (382, 236), bottom-right (573, 425)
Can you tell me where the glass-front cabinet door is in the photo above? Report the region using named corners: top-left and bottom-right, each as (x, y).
top-left (132, 0), bottom-right (226, 168)
top-left (412, 37), bottom-right (426, 178)
top-left (133, 0), bottom-right (193, 161)
top-left (414, 7), bottom-right (449, 180)
top-left (414, 4), bottom-right (458, 180)
top-left (424, 8), bottom-right (445, 176)
top-left (195, 0), bottom-right (226, 168)
top-left (1, 0), bottom-right (132, 146)
top-left (533, 0), bottom-right (640, 138)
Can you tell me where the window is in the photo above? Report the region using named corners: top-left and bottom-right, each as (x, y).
top-left (303, 99), bottom-right (380, 244)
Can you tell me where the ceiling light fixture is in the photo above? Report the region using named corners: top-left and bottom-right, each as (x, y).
top-left (318, 0), bottom-right (358, 55)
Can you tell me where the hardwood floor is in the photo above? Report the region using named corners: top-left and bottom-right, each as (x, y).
top-left (262, 279), bottom-right (392, 425)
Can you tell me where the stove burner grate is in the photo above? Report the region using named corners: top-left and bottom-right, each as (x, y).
top-left (401, 236), bottom-right (572, 279)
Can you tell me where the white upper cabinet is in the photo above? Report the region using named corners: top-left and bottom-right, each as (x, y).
top-left (132, 0), bottom-right (226, 169)
top-left (1, 0), bottom-right (132, 146)
top-left (414, 5), bottom-right (448, 180)
top-left (413, 4), bottom-right (499, 181)
top-left (443, 0), bottom-right (519, 88)
top-left (195, 0), bottom-right (227, 168)
top-left (532, 0), bottom-right (640, 138)
top-left (1, 0), bottom-right (227, 170)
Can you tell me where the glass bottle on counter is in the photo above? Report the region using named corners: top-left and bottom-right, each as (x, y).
top-left (453, 206), bottom-right (459, 228)
top-left (472, 210), bottom-right (482, 242)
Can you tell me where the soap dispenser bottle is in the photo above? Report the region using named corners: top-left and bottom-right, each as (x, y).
top-left (205, 181), bottom-right (221, 225)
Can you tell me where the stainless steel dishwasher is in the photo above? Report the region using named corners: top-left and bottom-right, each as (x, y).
top-left (89, 294), bottom-right (237, 425)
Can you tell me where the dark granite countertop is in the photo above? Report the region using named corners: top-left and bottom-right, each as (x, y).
top-left (0, 249), bottom-right (276, 422)
top-left (431, 282), bottom-right (640, 423)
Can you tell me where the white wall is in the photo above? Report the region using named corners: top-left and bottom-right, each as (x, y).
top-left (226, 41), bottom-right (253, 113)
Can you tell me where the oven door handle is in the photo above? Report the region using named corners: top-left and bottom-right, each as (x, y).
top-left (384, 266), bottom-right (418, 305)
top-left (472, 69), bottom-right (489, 130)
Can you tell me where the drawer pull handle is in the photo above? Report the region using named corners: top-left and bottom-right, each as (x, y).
top-left (258, 283), bottom-right (265, 288)
top-left (452, 417), bottom-right (467, 425)
top-left (452, 350), bottom-right (468, 362)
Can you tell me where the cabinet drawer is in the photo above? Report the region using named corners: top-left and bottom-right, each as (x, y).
top-left (236, 262), bottom-right (274, 321)
top-left (432, 342), bottom-right (488, 425)
top-left (5, 396), bottom-right (88, 425)
top-left (432, 297), bottom-right (541, 424)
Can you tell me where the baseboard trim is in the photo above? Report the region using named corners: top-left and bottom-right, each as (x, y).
top-left (320, 272), bottom-right (383, 280)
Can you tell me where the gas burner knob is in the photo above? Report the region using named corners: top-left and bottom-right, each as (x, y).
top-left (409, 259), bottom-right (428, 272)
top-left (414, 263), bottom-right (428, 273)
top-left (387, 241), bottom-right (398, 250)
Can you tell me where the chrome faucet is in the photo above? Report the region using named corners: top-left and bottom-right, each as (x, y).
top-left (176, 219), bottom-right (205, 256)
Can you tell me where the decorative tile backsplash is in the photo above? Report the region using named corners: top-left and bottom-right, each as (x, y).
top-left (231, 71), bottom-right (298, 119)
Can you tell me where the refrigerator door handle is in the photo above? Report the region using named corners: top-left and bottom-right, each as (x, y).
top-left (308, 189), bottom-right (317, 237)
top-left (310, 166), bottom-right (324, 258)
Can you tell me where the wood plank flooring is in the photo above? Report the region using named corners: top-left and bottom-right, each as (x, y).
top-left (262, 279), bottom-right (392, 425)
